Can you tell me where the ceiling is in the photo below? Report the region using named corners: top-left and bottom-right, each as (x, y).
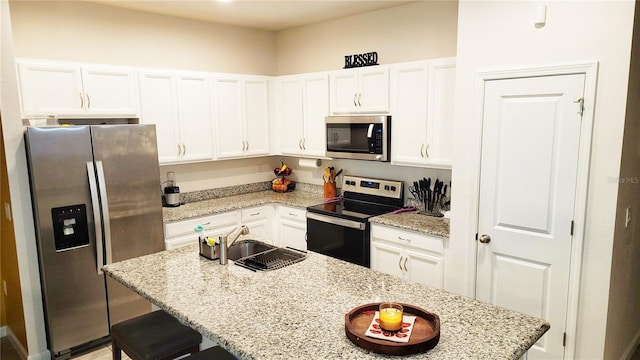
top-left (84, 0), bottom-right (415, 31)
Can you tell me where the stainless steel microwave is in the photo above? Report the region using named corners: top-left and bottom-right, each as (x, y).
top-left (325, 115), bottom-right (390, 161)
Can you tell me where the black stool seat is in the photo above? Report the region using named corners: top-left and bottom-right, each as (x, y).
top-left (111, 310), bottom-right (202, 360)
top-left (186, 346), bottom-right (236, 359)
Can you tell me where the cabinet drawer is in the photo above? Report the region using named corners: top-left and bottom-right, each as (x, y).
top-left (371, 224), bottom-right (443, 255)
top-left (165, 211), bottom-right (240, 238)
top-left (241, 206), bottom-right (270, 222)
top-left (277, 206), bottom-right (306, 223)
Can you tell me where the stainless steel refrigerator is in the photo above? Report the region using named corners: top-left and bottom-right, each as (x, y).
top-left (25, 124), bottom-right (165, 359)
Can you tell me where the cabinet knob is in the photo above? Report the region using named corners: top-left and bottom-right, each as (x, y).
top-left (479, 234), bottom-right (491, 244)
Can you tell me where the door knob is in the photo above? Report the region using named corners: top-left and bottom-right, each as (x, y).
top-left (479, 234), bottom-right (491, 244)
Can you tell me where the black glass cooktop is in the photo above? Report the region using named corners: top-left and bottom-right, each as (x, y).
top-left (306, 199), bottom-right (400, 222)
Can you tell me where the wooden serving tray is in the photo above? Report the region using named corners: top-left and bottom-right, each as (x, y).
top-left (345, 303), bottom-right (440, 356)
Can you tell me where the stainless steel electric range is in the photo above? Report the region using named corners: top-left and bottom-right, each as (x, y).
top-left (306, 175), bottom-right (404, 267)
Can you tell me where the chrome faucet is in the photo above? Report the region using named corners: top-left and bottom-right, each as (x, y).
top-left (218, 225), bottom-right (249, 265)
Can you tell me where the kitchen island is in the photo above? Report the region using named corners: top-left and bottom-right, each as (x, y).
top-left (103, 244), bottom-right (548, 360)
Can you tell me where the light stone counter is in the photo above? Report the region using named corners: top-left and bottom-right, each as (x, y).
top-left (104, 245), bottom-right (548, 360)
top-left (164, 188), bottom-right (450, 238)
top-left (370, 212), bottom-right (450, 238)
top-left (163, 190), bottom-right (323, 223)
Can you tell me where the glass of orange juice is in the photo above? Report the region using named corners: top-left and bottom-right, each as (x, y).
top-left (379, 302), bottom-right (403, 331)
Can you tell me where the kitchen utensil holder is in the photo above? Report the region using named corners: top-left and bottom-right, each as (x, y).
top-left (199, 240), bottom-right (219, 260)
top-left (324, 182), bottom-right (337, 199)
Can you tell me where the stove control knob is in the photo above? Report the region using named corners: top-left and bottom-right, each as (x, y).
top-left (390, 186), bottom-right (396, 191)
top-left (384, 185), bottom-right (390, 190)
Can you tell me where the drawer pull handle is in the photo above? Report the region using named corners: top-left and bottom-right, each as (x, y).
top-left (289, 212), bottom-right (297, 217)
top-left (250, 212), bottom-right (260, 216)
top-left (398, 236), bottom-right (411, 243)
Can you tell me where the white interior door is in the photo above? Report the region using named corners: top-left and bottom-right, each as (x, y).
top-left (476, 74), bottom-right (585, 359)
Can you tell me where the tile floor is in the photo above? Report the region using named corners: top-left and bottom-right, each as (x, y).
top-left (0, 338), bottom-right (131, 360)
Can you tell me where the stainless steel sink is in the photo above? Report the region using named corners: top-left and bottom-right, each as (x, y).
top-left (228, 239), bottom-right (306, 271)
top-left (227, 239), bottom-right (276, 261)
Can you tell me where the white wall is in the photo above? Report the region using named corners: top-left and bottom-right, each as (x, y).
top-left (0, 1), bottom-right (49, 358)
top-left (453, 1), bottom-right (634, 358)
top-left (8, 0), bottom-right (276, 74)
top-left (275, 1), bottom-right (458, 75)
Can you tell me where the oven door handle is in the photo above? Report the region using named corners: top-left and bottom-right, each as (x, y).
top-left (307, 212), bottom-right (366, 230)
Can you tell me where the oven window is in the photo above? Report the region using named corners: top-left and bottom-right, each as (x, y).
top-left (326, 123), bottom-right (374, 154)
top-left (306, 218), bottom-right (370, 267)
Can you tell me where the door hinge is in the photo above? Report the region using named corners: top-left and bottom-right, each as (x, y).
top-left (570, 220), bottom-right (574, 236)
top-left (574, 98), bottom-right (584, 117)
top-left (475, 233), bottom-right (478, 241)
top-left (563, 332), bottom-right (567, 347)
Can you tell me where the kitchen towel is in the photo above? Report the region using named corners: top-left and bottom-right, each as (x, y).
top-left (364, 311), bottom-right (417, 343)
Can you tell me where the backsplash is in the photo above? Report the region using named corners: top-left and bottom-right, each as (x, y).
top-left (180, 181), bottom-right (324, 204)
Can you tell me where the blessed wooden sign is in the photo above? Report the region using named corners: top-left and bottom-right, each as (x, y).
top-left (344, 52), bottom-right (378, 69)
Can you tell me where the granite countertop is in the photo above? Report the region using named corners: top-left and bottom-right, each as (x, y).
top-left (104, 244), bottom-right (548, 360)
top-left (163, 190), bottom-right (323, 223)
top-left (370, 212), bottom-right (450, 238)
top-left (165, 189), bottom-right (450, 238)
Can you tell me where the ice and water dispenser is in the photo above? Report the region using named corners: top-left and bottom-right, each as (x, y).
top-left (51, 204), bottom-right (90, 251)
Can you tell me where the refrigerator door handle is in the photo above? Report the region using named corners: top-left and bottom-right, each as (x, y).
top-left (87, 161), bottom-right (105, 275)
top-left (95, 161), bottom-right (113, 267)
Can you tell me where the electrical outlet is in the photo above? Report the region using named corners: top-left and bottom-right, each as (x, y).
top-left (4, 202), bottom-right (11, 221)
top-left (2, 280), bottom-right (7, 296)
top-left (626, 207), bottom-right (632, 228)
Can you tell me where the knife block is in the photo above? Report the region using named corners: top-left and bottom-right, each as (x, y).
top-left (324, 182), bottom-right (337, 199)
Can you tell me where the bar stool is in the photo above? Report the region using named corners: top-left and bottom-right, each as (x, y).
top-left (111, 310), bottom-right (202, 360)
top-left (186, 346), bottom-right (236, 359)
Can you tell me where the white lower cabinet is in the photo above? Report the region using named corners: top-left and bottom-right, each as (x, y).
top-left (370, 224), bottom-right (444, 289)
top-left (241, 205), bottom-right (275, 244)
top-left (276, 206), bottom-right (307, 251)
top-left (164, 204), bottom-right (307, 251)
top-left (164, 211), bottom-right (240, 250)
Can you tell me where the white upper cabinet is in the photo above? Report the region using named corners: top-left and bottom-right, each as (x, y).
top-left (330, 66), bottom-right (389, 114)
top-left (176, 73), bottom-right (215, 162)
top-left (17, 60), bottom-right (138, 118)
top-left (212, 75), bottom-right (270, 159)
top-left (138, 70), bottom-right (213, 164)
top-left (390, 57), bottom-right (456, 169)
top-left (276, 72), bottom-right (329, 157)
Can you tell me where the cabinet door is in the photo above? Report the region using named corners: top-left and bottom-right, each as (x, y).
top-left (280, 220), bottom-right (307, 251)
top-left (213, 77), bottom-right (245, 159)
top-left (425, 58), bottom-right (456, 168)
top-left (405, 249), bottom-right (444, 289)
top-left (241, 206), bottom-right (274, 242)
top-left (81, 65), bottom-right (138, 116)
top-left (358, 66), bottom-right (390, 113)
top-left (390, 62), bottom-right (429, 166)
top-left (138, 71), bottom-right (181, 164)
top-left (302, 74), bottom-right (329, 156)
top-left (277, 206), bottom-right (306, 251)
top-left (278, 78), bottom-right (305, 156)
top-left (177, 73), bottom-right (214, 162)
top-left (244, 78), bottom-right (270, 156)
top-left (18, 61), bottom-right (84, 116)
top-left (330, 69), bottom-right (359, 114)
top-left (370, 241), bottom-right (404, 278)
